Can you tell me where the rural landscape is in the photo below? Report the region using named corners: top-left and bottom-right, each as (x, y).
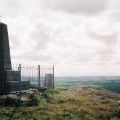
top-left (0, 0), bottom-right (120, 120)
top-left (0, 76), bottom-right (120, 120)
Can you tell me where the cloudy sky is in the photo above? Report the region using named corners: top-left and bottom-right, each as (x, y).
top-left (0, 0), bottom-right (120, 76)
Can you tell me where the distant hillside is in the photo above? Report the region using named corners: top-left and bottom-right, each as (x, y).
top-left (55, 76), bottom-right (120, 93)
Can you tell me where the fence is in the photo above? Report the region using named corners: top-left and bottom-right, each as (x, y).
top-left (14, 64), bottom-right (54, 88)
top-left (0, 64), bottom-right (54, 94)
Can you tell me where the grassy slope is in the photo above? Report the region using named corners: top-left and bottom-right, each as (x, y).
top-left (0, 87), bottom-right (120, 120)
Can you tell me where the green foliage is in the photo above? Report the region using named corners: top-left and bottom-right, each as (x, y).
top-left (0, 88), bottom-right (119, 120)
top-left (41, 89), bottom-right (56, 102)
top-left (26, 94), bottom-right (39, 106)
top-left (0, 96), bottom-right (22, 107)
top-left (0, 94), bottom-right (39, 107)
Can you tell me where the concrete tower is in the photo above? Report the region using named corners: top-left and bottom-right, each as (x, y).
top-left (0, 22), bottom-right (12, 93)
top-left (0, 22), bottom-right (12, 70)
top-left (0, 22), bottom-right (30, 94)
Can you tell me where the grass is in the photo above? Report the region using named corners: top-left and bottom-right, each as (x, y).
top-left (0, 87), bottom-right (119, 120)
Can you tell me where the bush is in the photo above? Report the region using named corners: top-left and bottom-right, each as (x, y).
top-left (26, 94), bottom-right (39, 106)
top-left (0, 97), bottom-right (22, 107)
top-left (41, 90), bottom-right (55, 102)
top-left (0, 94), bottom-right (39, 107)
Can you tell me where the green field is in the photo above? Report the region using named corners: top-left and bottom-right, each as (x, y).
top-left (55, 77), bottom-right (120, 93)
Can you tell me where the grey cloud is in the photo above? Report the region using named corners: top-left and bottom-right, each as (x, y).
top-left (75, 55), bottom-right (93, 63)
top-left (23, 52), bottom-right (53, 62)
top-left (9, 35), bottom-right (21, 49)
top-left (88, 31), bottom-right (118, 46)
top-left (88, 31), bottom-right (118, 63)
top-left (0, 0), bottom-right (24, 17)
top-left (108, 0), bottom-right (120, 22)
top-left (12, 51), bottom-right (53, 62)
top-left (96, 47), bottom-right (116, 65)
top-left (41, 0), bottom-right (107, 15)
top-left (30, 21), bottom-right (53, 50)
top-left (61, 49), bottom-right (95, 64)
top-left (110, 10), bottom-right (120, 23)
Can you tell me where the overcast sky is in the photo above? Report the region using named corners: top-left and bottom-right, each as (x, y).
top-left (1, 0), bottom-right (120, 76)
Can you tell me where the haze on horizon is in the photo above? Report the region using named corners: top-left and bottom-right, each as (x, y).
top-left (0, 0), bottom-right (120, 76)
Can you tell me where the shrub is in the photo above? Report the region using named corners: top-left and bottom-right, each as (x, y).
top-left (26, 94), bottom-right (39, 106)
top-left (41, 90), bottom-right (55, 102)
top-left (4, 97), bottom-right (22, 107)
top-left (0, 97), bottom-right (22, 107)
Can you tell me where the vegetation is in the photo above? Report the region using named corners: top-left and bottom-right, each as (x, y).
top-left (0, 94), bottom-right (39, 107)
top-left (55, 78), bottom-right (120, 93)
top-left (0, 87), bottom-right (119, 120)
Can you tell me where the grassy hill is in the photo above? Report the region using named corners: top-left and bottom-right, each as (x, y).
top-left (0, 87), bottom-right (119, 120)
